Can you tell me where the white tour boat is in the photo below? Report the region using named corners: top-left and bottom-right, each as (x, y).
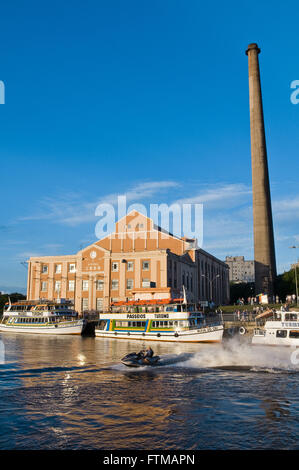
top-left (95, 299), bottom-right (223, 343)
top-left (0, 300), bottom-right (84, 335)
top-left (252, 309), bottom-right (299, 346)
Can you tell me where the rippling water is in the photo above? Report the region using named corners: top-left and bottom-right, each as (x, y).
top-left (0, 333), bottom-right (299, 450)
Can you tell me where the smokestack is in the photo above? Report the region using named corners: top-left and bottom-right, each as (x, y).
top-left (246, 43), bottom-right (276, 296)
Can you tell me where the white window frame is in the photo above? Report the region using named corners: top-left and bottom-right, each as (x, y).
top-left (96, 280), bottom-right (104, 291)
top-left (126, 279), bottom-right (134, 290)
top-left (127, 261), bottom-right (134, 272)
top-left (111, 279), bottom-right (119, 290)
top-left (41, 281), bottom-right (47, 292)
top-left (82, 280), bottom-right (89, 291)
top-left (112, 262), bottom-right (119, 272)
top-left (54, 281), bottom-right (61, 292)
top-left (142, 261), bottom-right (150, 271)
top-left (42, 265), bottom-right (48, 274)
top-left (142, 278), bottom-right (150, 288)
top-left (69, 263), bottom-right (76, 273)
top-left (68, 280), bottom-right (75, 292)
top-left (55, 264), bottom-right (62, 274)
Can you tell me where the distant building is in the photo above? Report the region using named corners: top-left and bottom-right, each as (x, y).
top-left (27, 211), bottom-right (230, 312)
top-left (225, 256), bottom-right (255, 283)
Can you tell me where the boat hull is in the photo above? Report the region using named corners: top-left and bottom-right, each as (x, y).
top-left (0, 321), bottom-right (83, 335)
top-left (95, 325), bottom-right (223, 343)
top-left (252, 335), bottom-right (299, 347)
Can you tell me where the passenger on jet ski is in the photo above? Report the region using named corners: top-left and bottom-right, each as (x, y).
top-left (137, 346), bottom-right (154, 359)
top-left (144, 346), bottom-right (154, 358)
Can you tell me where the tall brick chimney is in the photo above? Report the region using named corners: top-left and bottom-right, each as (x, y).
top-left (246, 43), bottom-right (276, 295)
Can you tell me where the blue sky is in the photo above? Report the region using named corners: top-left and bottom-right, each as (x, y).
top-left (0, 0), bottom-right (298, 292)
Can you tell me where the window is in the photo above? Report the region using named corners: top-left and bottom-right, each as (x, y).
top-left (69, 263), bottom-right (76, 273)
top-left (68, 280), bottom-right (75, 291)
top-left (276, 330), bottom-right (287, 338)
top-left (112, 262), bottom-right (118, 272)
top-left (142, 278), bottom-right (150, 288)
top-left (111, 279), bottom-right (119, 290)
top-left (41, 281), bottom-right (47, 292)
top-left (55, 264), bottom-right (62, 274)
top-left (82, 298), bottom-right (88, 311)
top-left (126, 279), bottom-right (134, 289)
top-left (285, 314), bottom-right (298, 321)
top-left (289, 331), bottom-right (299, 338)
top-left (127, 261), bottom-right (134, 272)
top-left (96, 280), bottom-right (104, 290)
top-left (82, 280), bottom-right (89, 291)
top-left (96, 298), bottom-right (103, 311)
top-left (142, 261), bottom-right (150, 271)
top-left (54, 281), bottom-right (61, 292)
top-left (42, 264), bottom-right (48, 274)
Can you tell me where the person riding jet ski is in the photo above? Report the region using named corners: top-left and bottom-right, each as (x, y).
top-left (121, 347), bottom-right (159, 367)
top-left (137, 346), bottom-right (154, 360)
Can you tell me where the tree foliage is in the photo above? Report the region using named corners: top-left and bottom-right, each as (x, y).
top-left (0, 293), bottom-right (26, 315)
top-left (275, 268), bottom-right (298, 301)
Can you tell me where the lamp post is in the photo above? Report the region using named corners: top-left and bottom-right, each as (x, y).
top-left (289, 246), bottom-right (298, 306)
top-left (201, 274), bottom-right (220, 303)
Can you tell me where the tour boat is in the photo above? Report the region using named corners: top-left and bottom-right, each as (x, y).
top-left (95, 299), bottom-right (223, 343)
top-left (0, 300), bottom-right (84, 335)
top-left (252, 309), bottom-right (299, 346)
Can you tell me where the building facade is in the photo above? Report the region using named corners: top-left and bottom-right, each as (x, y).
top-left (27, 211), bottom-right (229, 312)
top-left (225, 256), bottom-right (255, 283)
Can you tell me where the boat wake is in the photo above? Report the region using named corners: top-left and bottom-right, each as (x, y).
top-left (167, 337), bottom-right (299, 373)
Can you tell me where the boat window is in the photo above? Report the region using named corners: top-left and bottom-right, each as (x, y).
top-left (276, 330), bottom-right (287, 338)
top-left (97, 320), bottom-right (107, 330)
top-left (285, 314), bottom-right (298, 321)
top-left (289, 331), bottom-right (299, 338)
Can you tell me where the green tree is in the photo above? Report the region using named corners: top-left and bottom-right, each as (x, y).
top-left (230, 282), bottom-right (255, 304)
top-left (0, 293), bottom-right (26, 315)
top-left (275, 268), bottom-right (297, 301)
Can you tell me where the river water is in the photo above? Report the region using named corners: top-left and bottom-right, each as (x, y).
top-left (0, 333), bottom-right (298, 450)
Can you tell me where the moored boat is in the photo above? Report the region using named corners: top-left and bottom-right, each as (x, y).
top-left (95, 299), bottom-right (223, 343)
top-left (252, 309), bottom-right (299, 346)
top-left (0, 299), bottom-right (84, 335)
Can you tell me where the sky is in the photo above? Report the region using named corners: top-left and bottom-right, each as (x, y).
top-left (0, 0), bottom-right (298, 293)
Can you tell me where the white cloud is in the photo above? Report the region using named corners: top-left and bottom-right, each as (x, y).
top-left (19, 181), bottom-right (180, 227)
top-left (175, 183), bottom-right (252, 209)
top-left (272, 196), bottom-right (299, 222)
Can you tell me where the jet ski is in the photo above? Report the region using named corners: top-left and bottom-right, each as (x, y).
top-left (121, 352), bottom-right (160, 368)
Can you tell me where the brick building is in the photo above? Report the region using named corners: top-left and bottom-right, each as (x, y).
top-left (27, 211), bottom-right (229, 312)
top-left (225, 256), bottom-right (255, 283)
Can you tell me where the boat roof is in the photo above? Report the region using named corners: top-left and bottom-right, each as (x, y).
top-left (111, 298), bottom-right (188, 307)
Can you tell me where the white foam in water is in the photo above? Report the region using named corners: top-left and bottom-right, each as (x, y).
top-left (172, 338), bottom-right (299, 373)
